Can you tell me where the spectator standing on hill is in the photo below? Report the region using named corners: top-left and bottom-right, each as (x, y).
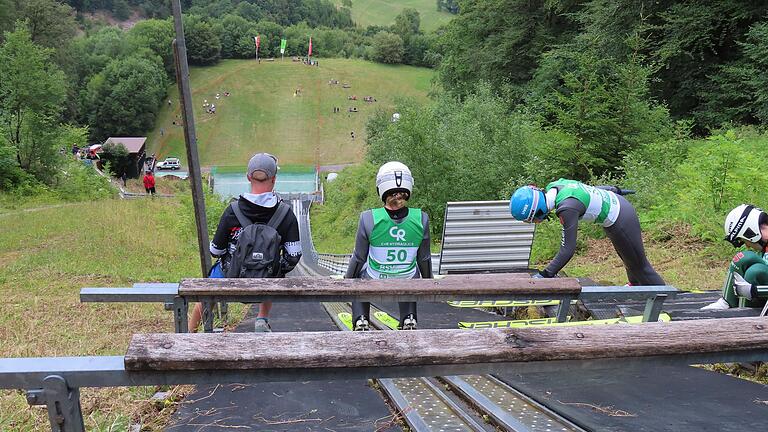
top-left (142, 171), bottom-right (156, 195)
top-left (189, 153), bottom-right (302, 332)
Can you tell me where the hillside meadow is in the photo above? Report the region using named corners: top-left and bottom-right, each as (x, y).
top-left (148, 59), bottom-right (434, 167)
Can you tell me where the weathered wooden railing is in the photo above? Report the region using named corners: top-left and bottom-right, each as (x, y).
top-left (80, 274), bottom-right (680, 332)
top-left (2, 317), bottom-right (767, 432)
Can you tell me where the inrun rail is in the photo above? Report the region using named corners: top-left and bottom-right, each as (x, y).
top-left (329, 301), bottom-right (585, 432)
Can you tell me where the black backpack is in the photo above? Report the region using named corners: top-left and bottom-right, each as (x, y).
top-left (226, 199), bottom-right (291, 278)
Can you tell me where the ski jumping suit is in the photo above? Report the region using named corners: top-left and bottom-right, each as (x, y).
top-left (544, 179), bottom-right (664, 285)
top-left (720, 249), bottom-right (768, 308)
top-left (345, 206), bottom-right (433, 326)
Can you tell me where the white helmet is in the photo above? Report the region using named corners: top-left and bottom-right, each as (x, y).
top-left (376, 161), bottom-right (413, 202)
top-left (724, 204), bottom-right (767, 247)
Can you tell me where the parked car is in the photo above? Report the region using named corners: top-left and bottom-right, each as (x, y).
top-left (156, 157), bottom-right (181, 170)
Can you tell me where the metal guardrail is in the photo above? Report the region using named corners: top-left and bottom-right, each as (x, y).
top-left (440, 201), bottom-right (535, 274)
top-left (317, 253), bottom-right (350, 274)
top-left (278, 192), bottom-right (322, 202)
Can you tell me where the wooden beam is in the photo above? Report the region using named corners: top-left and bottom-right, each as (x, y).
top-left (124, 317), bottom-right (768, 371)
top-left (177, 274), bottom-right (581, 297)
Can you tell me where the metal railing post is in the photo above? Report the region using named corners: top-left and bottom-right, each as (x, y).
top-left (642, 294), bottom-right (668, 322)
top-left (173, 296), bottom-right (189, 333)
top-left (202, 298), bottom-right (215, 333)
top-left (170, 1), bottom-right (211, 278)
top-left (555, 296), bottom-right (573, 323)
top-left (25, 375), bottom-right (85, 432)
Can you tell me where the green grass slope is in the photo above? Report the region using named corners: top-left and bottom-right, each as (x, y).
top-left (335, 0), bottom-right (455, 32)
top-left (148, 58), bottom-right (433, 167)
top-left (0, 199), bottom-right (242, 430)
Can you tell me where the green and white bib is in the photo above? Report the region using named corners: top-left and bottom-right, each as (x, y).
top-left (546, 179), bottom-right (621, 227)
top-left (365, 207), bottom-right (424, 279)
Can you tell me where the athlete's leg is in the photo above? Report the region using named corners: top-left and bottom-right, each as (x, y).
top-left (189, 303), bottom-right (202, 332)
top-left (257, 301), bottom-right (272, 318)
top-left (605, 197), bottom-right (665, 285)
top-left (352, 301), bottom-right (371, 321)
top-left (398, 302), bottom-right (417, 325)
top-left (744, 261), bottom-right (768, 307)
top-left (189, 262), bottom-right (225, 332)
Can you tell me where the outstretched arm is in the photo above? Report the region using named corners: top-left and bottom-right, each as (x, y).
top-left (543, 207), bottom-right (580, 277)
top-left (416, 214), bottom-right (433, 279)
top-left (345, 213), bottom-right (370, 279)
top-left (280, 212), bottom-right (302, 274)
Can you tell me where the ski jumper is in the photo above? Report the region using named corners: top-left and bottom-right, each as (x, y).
top-left (544, 179), bottom-right (664, 285)
top-left (720, 248), bottom-right (768, 308)
top-left (346, 207), bottom-right (433, 326)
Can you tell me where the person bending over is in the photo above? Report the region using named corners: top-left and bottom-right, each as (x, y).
top-left (510, 179), bottom-right (664, 285)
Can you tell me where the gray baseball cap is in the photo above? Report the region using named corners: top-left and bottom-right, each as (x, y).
top-left (247, 153), bottom-right (278, 178)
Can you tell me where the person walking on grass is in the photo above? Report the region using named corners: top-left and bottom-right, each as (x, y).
top-left (509, 179), bottom-right (664, 285)
top-left (702, 204), bottom-right (768, 310)
top-left (345, 162), bottom-right (433, 331)
top-left (142, 170), bottom-right (155, 195)
top-left (188, 153), bottom-right (302, 332)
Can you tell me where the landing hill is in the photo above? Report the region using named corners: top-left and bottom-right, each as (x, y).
top-left (147, 59), bottom-right (433, 167)
top-left (334, 0), bottom-right (455, 31)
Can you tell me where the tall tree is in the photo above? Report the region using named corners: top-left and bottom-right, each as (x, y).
top-left (184, 15), bottom-right (222, 65)
top-left (371, 31), bottom-right (404, 64)
top-left (16, 0), bottom-right (78, 49)
top-left (127, 19), bottom-right (175, 76)
top-left (651, 1), bottom-right (768, 127)
top-left (0, 23), bottom-right (67, 178)
top-left (437, 0), bottom-right (582, 98)
top-left (83, 55), bottom-right (167, 139)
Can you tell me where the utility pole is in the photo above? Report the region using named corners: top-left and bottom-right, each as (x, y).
top-left (171, 0), bottom-right (211, 278)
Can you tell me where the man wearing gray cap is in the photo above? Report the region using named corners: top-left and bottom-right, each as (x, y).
top-left (188, 153), bottom-right (302, 332)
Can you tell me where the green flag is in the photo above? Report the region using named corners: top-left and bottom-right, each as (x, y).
top-left (280, 38), bottom-right (287, 55)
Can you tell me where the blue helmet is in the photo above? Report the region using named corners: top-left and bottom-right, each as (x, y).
top-left (510, 186), bottom-right (549, 222)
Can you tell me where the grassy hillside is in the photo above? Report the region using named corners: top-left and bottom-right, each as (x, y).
top-left (148, 59), bottom-right (433, 167)
top-left (335, 0), bottom-right (455, 32)
top-left (0, 197), bottom-right (244, 430)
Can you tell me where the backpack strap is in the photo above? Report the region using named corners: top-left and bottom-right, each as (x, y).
top-left (230, 199), bottom-right (252, 228)
top-left (266, 201), bottom-right (291, 229)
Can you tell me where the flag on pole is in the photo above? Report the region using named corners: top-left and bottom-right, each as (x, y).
top-left (308, 36), bottom-right (312, 57)
top-left (254, 35), bottom-right (260, 60)
top-left (280, 38), bottom-right (287, 55)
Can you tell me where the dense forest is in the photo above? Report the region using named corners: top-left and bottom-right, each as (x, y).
top-left (315, 0), bottom-right (768, 248)
top-left (1, 0), bottom-right (767, 226)
top-left (0, 0), bottom-right (433, 196)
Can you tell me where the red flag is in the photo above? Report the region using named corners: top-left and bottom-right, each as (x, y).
top-left (254, 35), bottom-right (260, 49)
top-left (308, 36), bottom-right (312, 56)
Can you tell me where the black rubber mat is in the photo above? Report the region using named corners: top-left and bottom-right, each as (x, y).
top-left (498, 364), bottom-right (768, 432)
top-left (585, 292), bottom-right (763, 321)
top-left (376, 299), bottom-right (768, 432)
top-left (167, 302), bottom-right (400, 431)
